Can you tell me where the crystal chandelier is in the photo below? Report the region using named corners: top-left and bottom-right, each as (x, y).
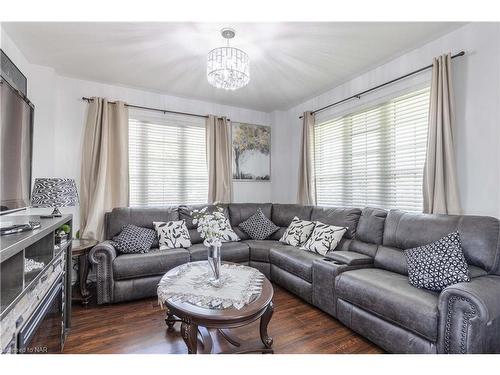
top-left (207, 28), bottom-right (250, 90)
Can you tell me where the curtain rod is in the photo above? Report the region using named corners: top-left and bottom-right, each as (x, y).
top-left (299, 51), bottom-right (465, 119)
top-left (81, 97), bottom-right (216, 120)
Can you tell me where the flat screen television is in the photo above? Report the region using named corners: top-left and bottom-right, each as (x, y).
top-left (0, 78), bottom-right (34, 214)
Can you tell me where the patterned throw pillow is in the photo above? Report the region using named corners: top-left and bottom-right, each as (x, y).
top-left (111, 224), bottom-right (156, 254)
top-left (301, 222), bottom-right (347, 256)
top-left (279, 217), bottom-right (316, 247)
top-left (154, 220), bottom-right (192, 249)
top-left (239, 208), bottom-right (279, 240)
top-left (219, 216), bottom-right (240, 243)
top-left (404, 232), bottom-right (470, 292)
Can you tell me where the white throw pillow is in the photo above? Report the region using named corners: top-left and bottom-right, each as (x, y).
top-left (154, 220), bottom-right (192, 249)
top-left (219, 216), bottom-right (240, 243)
top-left (301, 221), bottom-right (347, 256)
top-left (279, 217), bottom-right (316, 247)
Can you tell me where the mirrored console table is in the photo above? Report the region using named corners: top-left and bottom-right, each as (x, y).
top-left (0, 215), bottom-right (72, 354)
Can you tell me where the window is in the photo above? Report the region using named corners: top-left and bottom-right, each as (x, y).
top-left (129, 111), bottom-right (208, 206)
top-left (314, 87), bottom-right (430, 212)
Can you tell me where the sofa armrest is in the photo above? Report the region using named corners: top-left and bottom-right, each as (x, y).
top-left (438, 275), bottom-right (500, 353)
top-left (89, 240), bottom-right (117, 304)
top-left (312, 258), bottom-right (373, 317)
top-left (326, 251), bottom-right (373, 266)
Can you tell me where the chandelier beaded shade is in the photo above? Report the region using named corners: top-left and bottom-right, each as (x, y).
top-left (207, 28), bottom-right (250, 91)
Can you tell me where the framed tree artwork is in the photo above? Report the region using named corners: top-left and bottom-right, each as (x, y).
top-left (232, 122), bottom-right (271, 181)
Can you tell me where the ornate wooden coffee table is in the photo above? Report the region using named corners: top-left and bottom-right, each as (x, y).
top-left (160, 262), bottom-right (274, 354)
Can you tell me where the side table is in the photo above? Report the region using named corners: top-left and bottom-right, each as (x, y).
top-left (72, 239), bottom-right (98, 306)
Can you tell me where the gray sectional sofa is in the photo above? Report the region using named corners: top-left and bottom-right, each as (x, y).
top-left (89, 203), bottom-right (500, 354)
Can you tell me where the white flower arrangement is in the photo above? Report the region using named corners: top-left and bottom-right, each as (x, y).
top-left (191, 205), bottom-right (231, 247)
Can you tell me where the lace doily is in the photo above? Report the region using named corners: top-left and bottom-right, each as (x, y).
top-left (157, 261), bottom-right (265, 310)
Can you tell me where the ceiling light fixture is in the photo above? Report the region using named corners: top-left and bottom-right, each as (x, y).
top-left (207, 28), bottom-right (250, 91)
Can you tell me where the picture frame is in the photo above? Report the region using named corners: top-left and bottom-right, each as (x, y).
top-left (232, 122), bottom-right (271, 181)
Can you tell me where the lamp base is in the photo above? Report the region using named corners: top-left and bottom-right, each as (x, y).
top-left (40, 207), bottom-right (63, 219)
top-left (51, 207), bottom-right (62, 217)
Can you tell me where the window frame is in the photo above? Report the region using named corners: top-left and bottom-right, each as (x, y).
top-left (128, 109), bottom-right (208, 207)
top-left (313, 85), bottom-right (430, 212)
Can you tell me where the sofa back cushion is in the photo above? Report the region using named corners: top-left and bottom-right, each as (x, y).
top-left (228, 203), bottom-right (273, 240)
top-left (269, 204), bottom-right (313, 241)
top-left (310, 206), bottom-right (362, 239)
top-left (355, 207), bottom-right (387, 245)
top-left (376, 210), bottom-right (500, 275)
top-left (271, 204), bottom-right (313, 227)
top-left (178, 204), bottom-right (229, 244)
top-left (105, 207), bottom-right (179, 240)
top-left (228, 203), bottom-right (273, 227)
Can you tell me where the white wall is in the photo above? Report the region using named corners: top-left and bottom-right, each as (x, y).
top-left (271, 22), bottom-right (500, 218)
top-left (52, 75), bottom-right (272, 214)
top-left (1, 26), bottom-right (272, 232)
top-left (3, 22), bottom-right (500, 224)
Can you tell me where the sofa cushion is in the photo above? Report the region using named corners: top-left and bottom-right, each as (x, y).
top-left (271, 204), bottom-right (313, 227)
top-left (269, 227), bottom-right (287, 241)
top-left (232, 227), bottom-right (250, 241)
top-left (355, 207), bottom-right (387, 245)
top-left (335, 268), bottom-right (439, 341)
top-left (405, 232), bottom-right (470, 292)
top-left (382, 210), bottom-right (500, 275)
top-left (239, 208), bottom-right (280, 240)
top-left (113, 248), bottom-right (190, 280)
top-left (228, 203), bottom-right (273, 227)
top-left (348, 239), bottom-right (378, 257)
top-left (244, 240), bottom-right (286, 262)
top-left (105, 206), bottom-right (179, 240)
top-left (327, 251), bottom-right (373, 266)
top-left (188, 242), bottom-right (250, 263)
top-left (269, 246), bottom-right (323, 282)
top-left (310, 207), bottom-right (361, 239)
top-left (374, 245), bottom-right (408, 275)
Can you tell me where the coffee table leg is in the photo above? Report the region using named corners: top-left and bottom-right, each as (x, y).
top-left (181, 321), bottom-right (198, 354)
top-left (165, 310), bottom-right (176, 332)
top-left (260, 301), bottom-right (274, 348)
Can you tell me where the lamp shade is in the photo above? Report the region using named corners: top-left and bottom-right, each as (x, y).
top-left (31, 178), bottom-right (79, 208)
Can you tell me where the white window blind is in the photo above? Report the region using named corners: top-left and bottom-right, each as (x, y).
top-left (314, 87), bottom-right (430, 212)
top-left (129, 111), bottom-right (208, 206)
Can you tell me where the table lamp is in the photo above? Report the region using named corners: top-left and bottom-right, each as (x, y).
top-left (31, 178), bottom-right (79, 217)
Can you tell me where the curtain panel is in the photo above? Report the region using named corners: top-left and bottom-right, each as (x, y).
top-left (80, 98), bottom-right (129, 240)
top-left (206, 115), bottom-right (232, 203)
top-left (423, 54), bottom-right (461, 214)
top-left (297, 111), bottom-right (316, 205)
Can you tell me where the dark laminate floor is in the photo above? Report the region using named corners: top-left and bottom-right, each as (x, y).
top-left (63, 284), bottom-right (383, 354)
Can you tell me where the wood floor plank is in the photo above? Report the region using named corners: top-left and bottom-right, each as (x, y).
top-left (63, 285), bottom-right (383, 354)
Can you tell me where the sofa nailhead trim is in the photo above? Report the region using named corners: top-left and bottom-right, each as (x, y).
top-left (444, 295), bottom-right (477, 354)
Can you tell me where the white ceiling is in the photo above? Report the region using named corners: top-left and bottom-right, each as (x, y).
top-left (3, 22), bottom-right (464, 112)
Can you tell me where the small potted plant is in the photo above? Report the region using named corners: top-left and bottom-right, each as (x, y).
top-left (55, 224), bottom-right (71, 245)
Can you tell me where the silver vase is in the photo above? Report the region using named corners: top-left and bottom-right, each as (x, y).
top-left (207, 244), bottom-right (222, 286)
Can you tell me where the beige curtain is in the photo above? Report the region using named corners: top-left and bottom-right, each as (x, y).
top-left (206, 115), bottom-right (232, 203)
top-left (297, 111), bottom-right (316, 205)
top-left (80, 98), bottom-right (129, 240)
top-left (423, 54), bottom-right (461, 214)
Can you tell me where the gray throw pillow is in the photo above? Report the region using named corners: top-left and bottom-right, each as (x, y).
top-left (111, 224), bottom-right (156, 254)
top-left (239, 208), bottom-right (279, 240)
top-left (404, 231), bottom-right (470, 291)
